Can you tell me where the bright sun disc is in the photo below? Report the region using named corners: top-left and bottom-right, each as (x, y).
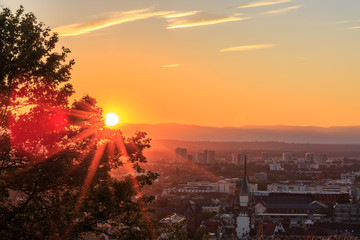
top-left (105, 113), bottom-right (119, 126)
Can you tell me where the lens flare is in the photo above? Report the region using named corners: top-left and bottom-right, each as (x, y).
top-left (105, 113), bottom-right (119, 126)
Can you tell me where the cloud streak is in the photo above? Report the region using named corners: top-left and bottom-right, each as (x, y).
top-left (54, 9), bottom-right (174, 36)
top-left (166, 14), bottom-right (250, 29)
top-left (164, 11), bottom-right (201, 19)
top-left (348, 26), bottom-right (360, 29)
top-left (237, 0), bottom-right (293, 9)
top-left (219, 44), bottom-right (276, 52)
top-left (54, 8), bottom-right (252, 35)
top-left (162, 64), bottom-right (180, 68)
top-left (264, 5), bottom-right (302, 15)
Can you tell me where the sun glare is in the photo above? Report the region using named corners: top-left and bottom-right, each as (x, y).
top-left (105, 113), bottom-right (119, 127)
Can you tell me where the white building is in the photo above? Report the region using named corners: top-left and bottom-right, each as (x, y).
top-left (177, 181), bottom-right (217, 193)
top-left (177, 179), bottom-right (257, 195)
top-left (269, 163), bottom-right (284, 171)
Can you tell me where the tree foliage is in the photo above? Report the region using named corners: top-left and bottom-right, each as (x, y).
top-left (0, 6), bottom-right (158, 239)
top-left (0, 6), bottom-right (74, 124)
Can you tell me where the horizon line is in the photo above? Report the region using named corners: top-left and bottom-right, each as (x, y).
top-left (119, 122), bottom-right (360, 129)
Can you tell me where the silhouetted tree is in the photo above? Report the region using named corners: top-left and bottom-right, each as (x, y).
top-left (0, 6), bottom-right (158, 239)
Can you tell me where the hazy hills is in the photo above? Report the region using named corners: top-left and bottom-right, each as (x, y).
top-left (121, 123), bottom-right (360, 145)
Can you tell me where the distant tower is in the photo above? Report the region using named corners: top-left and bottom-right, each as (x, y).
top-left (175, 148), bottom-right (187, 164)
top-left (232, 152), bottom-right (246, 166)
top-left (204, 150), bottom-right (215, 164)
top-left (195, 152), bottom-right (204, 164)
top-left (240, 158), bottom-right (250, 207)
top-left (234, 156), bottom-right (251, 238)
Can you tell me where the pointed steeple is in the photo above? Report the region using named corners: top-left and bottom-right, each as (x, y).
top-left (244, 156), bottom-right (247, 177)
top-left (240, 156), bottom-right (249, 196)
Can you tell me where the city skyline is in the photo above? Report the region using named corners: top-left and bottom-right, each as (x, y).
top-left (3, 0), bottom-right (360, 127)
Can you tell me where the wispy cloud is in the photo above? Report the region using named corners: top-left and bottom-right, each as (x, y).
top-left (54, 8), bottom-right (173, 36)
top-left (54, 8), bottom-right (251, 35)
top-left (264, 5), bottom-right (302, 15)
top-left (348, 26), bottom-right (360, 29)
top-left (333, 20), bottom-right (357, 24)
top-left (162, 64), bottom-right (180, 68)
top-left (219, 44), bottom-right (276, 52)
top-left (166, 13), bottom-right (250, 29)
top-left (237, 0), bottom-right (293, 9)
top-left (164, 11), bottom-right (201, 19)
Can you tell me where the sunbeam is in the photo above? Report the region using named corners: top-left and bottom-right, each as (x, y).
top-left (72, 143), bottom-right (106, 220)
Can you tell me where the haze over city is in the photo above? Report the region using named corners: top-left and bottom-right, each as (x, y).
top-left (3, 0), bottom-right (360, 127)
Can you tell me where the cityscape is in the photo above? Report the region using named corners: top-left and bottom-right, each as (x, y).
top-left (136, 144), bottom-right (360, 239)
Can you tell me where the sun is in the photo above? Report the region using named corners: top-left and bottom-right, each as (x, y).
top-left (105, 113), bottom-right (119, 127)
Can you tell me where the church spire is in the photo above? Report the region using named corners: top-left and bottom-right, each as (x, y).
top-left (244, 155), bottom-right (247, 177)
top-left (240, 156), bottom-right (249, 196)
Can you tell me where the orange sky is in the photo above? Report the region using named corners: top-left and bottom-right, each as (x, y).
top-left (4, 0), bottom-right (360, 127)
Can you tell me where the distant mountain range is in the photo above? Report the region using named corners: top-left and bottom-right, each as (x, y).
top-left (120, 123), bottom-right (360, 145)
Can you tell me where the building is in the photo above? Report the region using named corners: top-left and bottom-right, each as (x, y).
top-left (204, 150), bottom-right (216, 164)
top-left (267, 183), bottom-right (317, 193)
top-left (233, 158), bottom-right (252, 238)
top-left (176, 179), bottom-right (257, 195)
top-left (159, 213), bottom-right (187, 239)
top-left (314, 153), bottom-right (327, 165)
top-left (175, 147), bottom-right (187, 163)
top-left (254, 193), bottom-right (328, 229)
top-left (334, 203), bottom-right (360, 224)
top-left (340, 172), bottom-right (360, 184)
top-left (232, 152), bottom-right (246, 166)
top-left (194, 152), bottom-right (203, 164)
top-left (305, 153), bottom-right (315, 162)
top-left (254, 172), bottom-right (268, 181)
top-left (321, 184), bottom-right (351, 193)
top-left (177, 181), bottom-right (217, 193)
top-left (297, 163), bottom-right (319, 170)
top-left (218, 180), bottom-right (236, 195)
top-left (282, 152), bottom-right (292, 162)
top-left (269, 163), bottom-right (284, 171)
top-left (267, 183), bottom-right (352, 195)
top-left (191, 199), bottom-right (223, 213)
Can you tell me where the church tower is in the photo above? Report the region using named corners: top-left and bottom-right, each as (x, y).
top-left (234, 156), bottom-right (251, 238)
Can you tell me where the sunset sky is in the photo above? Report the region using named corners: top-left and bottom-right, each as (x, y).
top-left (2, 0), bottom-right (360, 127)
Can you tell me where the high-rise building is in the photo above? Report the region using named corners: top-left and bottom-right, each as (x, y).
top-left (314, 153), bottom-right (327, 165)
top-left (282, 152), bottom-right (292, 162)
top-left (175, 148), bottom-right (187, 163)
top-left (204, 150), bottom-right (216, 164)
top-left (195, 152), bottom-right (204, 164)
top-left (232, 152), bottom-right (246, 166)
